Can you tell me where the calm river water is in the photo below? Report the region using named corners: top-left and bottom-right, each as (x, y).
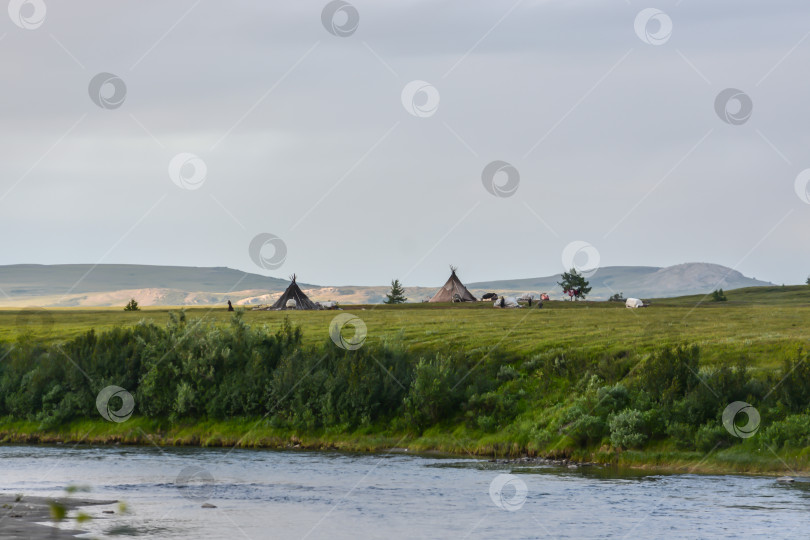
top-left (1, 445), bottom-right (808, 539)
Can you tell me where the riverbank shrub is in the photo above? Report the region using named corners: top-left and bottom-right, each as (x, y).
top-left (608, 409), bottom-right (647, 448)
top-left (694, 423), bottom-right (734, 452)
top-left (777, 346), bottom-right (810, 413)
top-left (1, 313), bottom-right (809, 453)
top-left (636, 345), bottom-right (700, 404)
top-left (404, 356), bottom-right (462, 429)
top-left (762, 415), bottom-right (810, 449)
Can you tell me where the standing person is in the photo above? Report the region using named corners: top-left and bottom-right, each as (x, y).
top-left (227, 300), bottom-right (234, 312)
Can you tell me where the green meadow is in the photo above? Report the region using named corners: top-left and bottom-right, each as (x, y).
top-left (1, 284), bottom-right (809, 474)
top-left (3, 284), bottom-right (809, 366)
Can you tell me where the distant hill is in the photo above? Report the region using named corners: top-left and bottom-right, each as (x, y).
top-left (0, 264), bottom-right (302, 307)
top-left (468, 263), bottom-right (774, 300)
top-left (0, 262), bottom-right (775, 307)
top-left (0, 264), bottom-right (299, 297)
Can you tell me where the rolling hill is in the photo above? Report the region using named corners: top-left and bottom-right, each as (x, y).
top-left (0, 262), bottom-right (775, 307)
top-left (469, 263), bottom-right (774, 299)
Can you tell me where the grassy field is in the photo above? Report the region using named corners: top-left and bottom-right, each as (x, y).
top-left (2, 285), bottom-right (809, 474)
top-left (3, 285), bottom-right (809, 369)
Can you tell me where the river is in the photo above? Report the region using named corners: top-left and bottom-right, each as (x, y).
top-left (1, 445), bottom-right (808, 539)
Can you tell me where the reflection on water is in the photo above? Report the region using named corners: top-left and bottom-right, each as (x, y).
top-left (1, 445), bottom-right (808, 539)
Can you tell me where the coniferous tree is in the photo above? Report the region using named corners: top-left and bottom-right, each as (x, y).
top-left (711, 289), bottom-right (727, 302)
top-left (383, 279), bottom-right (407, 304)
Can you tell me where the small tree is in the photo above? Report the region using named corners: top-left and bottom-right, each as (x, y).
top-left (711, 289), bottom-right (727, 302)
top-left (806, 276), bottom-right (810, 286)
top-left (609, 292), bottom-right (624, 302)
top-left (383, 279), bottom-right (407, 304)
top-left (558, 268), bottom-right (591, 301)
top-left (124, 298), bottom-right (140, 311)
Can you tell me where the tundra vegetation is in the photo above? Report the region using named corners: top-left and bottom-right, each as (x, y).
top-left (1, 285), bottom-right (809, 473)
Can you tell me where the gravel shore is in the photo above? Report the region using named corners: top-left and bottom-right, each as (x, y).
top-left (0, 494), bottom-right (117, 539)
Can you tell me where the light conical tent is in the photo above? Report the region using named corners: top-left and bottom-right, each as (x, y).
top-left (428, 266), bottom-right (477, 302)
top-left (271, 275), bottom-right (319, 310)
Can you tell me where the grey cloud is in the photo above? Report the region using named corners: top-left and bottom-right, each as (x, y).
top-left (1, 0), bottom-right (809, 287)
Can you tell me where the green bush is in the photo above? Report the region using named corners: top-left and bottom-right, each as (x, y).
top-left (778, 346), bottom-right (810, 413)
top-left (496, 365), bottom-right (521, 382)
top-left (666, 422), bottom-right (696, 449)
top-left (694, 423), bottom-right (733, 452)
top-left (558, 402), bottom-right (606, 445)
top-left (762, 414), bottom-right (810, 449)
top-left (636, 346), bottom-right (699, 405)
top-left (571, 414), bottom-right (606, 445)
top-left (608, 409), bottom-right (648, 449)
top-left (403, 356), bottom-right (461, 429)
top-left (594, 384), bottom-right (630, 416)
top-left (465, 386), bottom-right (525, 431)
top-left (476, 415), bottom-right (498, 432)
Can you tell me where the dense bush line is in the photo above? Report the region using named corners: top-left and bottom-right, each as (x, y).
top-left (0, 313), bottom-right (505, 431)
top-left (531, 343), bottom-right (810, 451)
top-left (1, 312), bottom-right (809, 452)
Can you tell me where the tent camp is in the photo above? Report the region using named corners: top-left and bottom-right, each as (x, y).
top-left (625, 298), bottom-right (644, 308)
top-left (271, 275), bottom-right (319, 310)
top-left (493, 296), bottom-right (520, 308)
top-left (429, 266), bottom-right (477, 303)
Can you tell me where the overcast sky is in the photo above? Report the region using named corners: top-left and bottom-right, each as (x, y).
top-left (1, 0), bottom-right (809, 287)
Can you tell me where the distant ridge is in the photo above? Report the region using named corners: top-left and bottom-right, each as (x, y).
top-left (0, 264), bottom-right (301, 296)
top-left (468, 263), bottom-right (774, 299)
top-left (0, 262), bottom-right (774, 307)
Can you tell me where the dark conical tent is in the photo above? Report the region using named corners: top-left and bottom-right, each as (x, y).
top-left (429, 266), bottom-right (478, 303)
top-left (271, 275), bottom-right (319, 310)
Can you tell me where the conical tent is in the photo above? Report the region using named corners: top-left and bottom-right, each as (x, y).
top-left (429, 266), bottom-right (478, 302)
top-left (271, 275), bottom-right (319, 310)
